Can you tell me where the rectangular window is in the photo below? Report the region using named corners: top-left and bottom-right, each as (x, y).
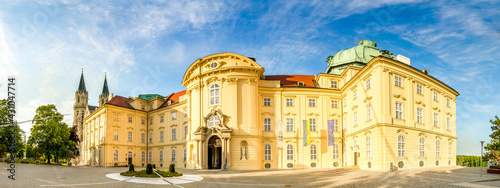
top-left (366, 137), bottom-right (371, 158)
top-left (308, 98), bottom-right (316, 107)
top-left (417, 108), bottom-right (423, 124)
top-left (331, 100), bottom-right (338, 108)
top-left (172, 150), bottom-right (176, 161)
top-left (333, 119), bottom-right (338, 132)
top-left (343, 117), bottom-right (348, 132)
top-left (141, 105), bottom-right (145, 110)
top-left (141, 119), bottom-right (145, 125)
top-left (149, 119), bottom-right (153, 125)
top-left (159, 150), bottom-right (163, 162)
top-left (353, 112), bottom-right (358, 126)
top-left (395, 76), bottom-right (402, 87)
top-left (366, 104), bottom-right (371, 121)
top-left (184, 126), bottom-right (188, 138)
top-left (160, 131), bottom-right (164, 142)
top-left (172, 129), bottom-right (176, 140)
top-left (333, 144), bottom-right (339, 159)
top-left (128, 131), bottom-right (132, 142)
top-left (287, 145), bottom-right (293, 160)
top-left (447, 98), bottom-right (451, 107)
top-left (286, 98), bottom-right (293, 107)
top-left (264, 118), bottom-right (271, 131)
top-left (434, 113), bottom-right (439, 127)
top-left (395, 102), bottom-right (403, 119)
top-left (419, 138), bottom-right (425, 158)
top-left (331, 80), bottom-right (337, 88)
top-left (434, 92), bottom-right (439, 101)
top-left (286, 118), bottom-right (294, 131)
top-left (128, 117), bottom-right (132, 123)
top-left (160, 116), bottom-right (164, 122)
top-left (353, 90), bottom-right (357, 99)
top-left (141, 133), bottom-right (145, 143)
top-left (149, 133), bottom-right (153, 143)
top-left (417, 84), bottom-right (423, 94)
top-left (264, 98), bottom-right (271, 106)
top-left (150, 104), bottom-right (153, 110)
top-left (184, 109), bottom-right (188, 117)
top-left (149, 151), bottom-right (152, 162)
top-left (436, 140), bottom-right (440, 158)
top-left (343, 98), bottom-right (347, 107)
top-left (114, 114), bottom-right (119, 120)
top-left (365, 79), bottom-right (371, 89)
top-left (172, 113), bottom-right (177, 120)
top-left (447, 117), bottom-right (451, 130)
top-left (114, 150), bottom-right (118, 161)
top-left (141, 151), bottom-right (145, 161)
top-left (309, 118), bottom-right (316, 131)
top-left (114, 130), bottom-right (118, 140)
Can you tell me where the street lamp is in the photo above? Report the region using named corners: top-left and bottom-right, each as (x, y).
top-left (480, 141), bottom-right (484, 177)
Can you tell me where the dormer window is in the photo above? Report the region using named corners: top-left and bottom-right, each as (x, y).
top-left (297, 82), bottom-right (304, 87)
top-left (210, 62), bottom-right (218, 69)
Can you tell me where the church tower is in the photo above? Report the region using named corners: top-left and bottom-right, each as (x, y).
top-left (98, 73), bottom-right (110, 107)
top-left (73, 70), bottom-right (88, 160)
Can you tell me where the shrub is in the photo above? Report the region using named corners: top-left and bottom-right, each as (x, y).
top-left (152, 164), bottom-right (156, 169)
top-left (146, 164), bottom-right (153, 174)
top-left (169, 164), bottom-right (175, 173)
top-left (128, 164), bottom-right (135, 172)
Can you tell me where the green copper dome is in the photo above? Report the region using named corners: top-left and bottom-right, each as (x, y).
top-left (325, 39), bottom-right (396, 75)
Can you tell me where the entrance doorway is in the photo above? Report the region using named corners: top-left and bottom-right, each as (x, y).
top-left (208, 136), bottom-right (222, 169)
top-left (354, 152), bottom-right (358, 166)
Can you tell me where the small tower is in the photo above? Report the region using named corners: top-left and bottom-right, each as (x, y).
top-left (73, 69), bottom-right (88, 163)
top-left (99, 73), bottom-right (110, 107)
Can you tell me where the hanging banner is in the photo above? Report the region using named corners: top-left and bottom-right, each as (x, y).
top-left (328, 120), bottom-right (335, 146)
top-left (303, 120), bottom-right (311, 146)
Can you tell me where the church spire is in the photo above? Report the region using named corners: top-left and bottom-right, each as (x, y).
top-left (78, 69), bottom-right (86, 92)
top-left (101, 73), bottom-right (109, 96)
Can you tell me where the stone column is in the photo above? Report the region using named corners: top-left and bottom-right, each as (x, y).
top-left (221, 138), bottom-right (226, 167)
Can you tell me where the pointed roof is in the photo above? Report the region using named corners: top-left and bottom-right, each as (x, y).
top-left (101, 74), bottom-right (109, 96)
top-left (77, 70), bottom-right (86, 92)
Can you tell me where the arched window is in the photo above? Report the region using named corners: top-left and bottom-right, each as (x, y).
top-left (398, 135), bottom-right (405, 157)
top-left (208, 116), bottom-right (221, 127)
top-left (264, 144), bottom-right (271, 161)
top-left (419, 137), bottom-right (425, 158)
top-left (172, 150), bottom-right (176, 161)
top-left (210, 84), bottom-right (220, 105)
top-left (436, 140), bottom-right (440, 158)
top-left (310, 144), bottom-right (317, 160)
top-left (128, 151), bottom-right (132, 158)
top-left (333, 144), bottom-right (339, 159)
top-left (159, 150), bottom-right (163, 162)
top-left (113, 150), bottom-right (118, 161)
top-left (366, 136), bottom-right (371, 158)
top-left (287, 144), bottom-right (293, 160)
top-left (448, 142), bottom-right (452, 158)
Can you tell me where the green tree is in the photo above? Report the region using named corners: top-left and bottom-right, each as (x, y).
top-left (25, 144), bottom-right (33, 159)
top-left (0, 99), bottom-right (25, 156)
top-left (32, 146), bottom-right (42, 160)
top-left (28, 104), bottom-right (74, 164)
top-left (485, 116), bottom-right (500, 162)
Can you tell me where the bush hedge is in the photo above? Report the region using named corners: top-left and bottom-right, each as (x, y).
top-left (146, 164), bottom-right (153, 174)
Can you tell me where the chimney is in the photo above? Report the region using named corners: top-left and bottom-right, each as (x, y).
top-left (396, 55), bottom-right (410, 65)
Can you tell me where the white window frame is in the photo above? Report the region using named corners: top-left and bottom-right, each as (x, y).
top-left (417, 108), bottom-right (423, 124)
top-left (184, 126), bottom-right (188, 139)
top-left (343, 98), bottom-right (347, 107)
top-left (365, 79), bottom-right (371, 89)
top-left (331, 100), bottom-right (338, 108)
top-left (264, 144), bottom-right (271, 161)
top-left (331, 80), bottom-right (337, 88)
top-left (353, 139), bottom-right (358, 152)
top-left (395, 76), bottom-right (402, 87)
top-left (210, 84), bottom-right (220, 105)
top-left (149, 133), bottom-right (153, 143)
top-left (309, 118), bottom-right (316, 131)
top-left (398, 135), bottom-right (405, 158)
top-left (366, 136), bottom-right (371, 158)
top-left (433, 92), bottom-right (439, 101)
top-left (447, 98), bottom-right (451, 107)
top-left (208, 116), bottom-right (220, 127)
top-left (149, 118), bottom-right (153, 125)
top-left (417, 84), bottom-right (422, 94)
top-left (308, 98), bottom-right (316, 107)
top-left (333, 144), bottom-right (339, 159)
top-left (114, 150), bottom-right (118, 161)
top-left (172, 150), bottom-right (176, 161)
top-left (160, 131), bottom-right (164, 142)
top-left (353, 111), bottom-right (358, 126)
top-left (172, 129), bottom-right (176, 140)
top-left (287, 144), bottom-right (293, 160)
top-left (150, 104), bottom-right (153, 110)
top-left (141, 151), bottom-right (145, 161)
top-left (447, 117), bottom-right (451, 130)
top-left (128, 131), bottom-right (132, 142)
top-left (353, 90), bottom-right (357, 99)
top-left (159, 150), bottom-right (163, 162)
top-left (114, 114), bottom-right (119, 120)
top-left (395, 102), bottom-right (403, 119)
top-left (448, 142), bottom-right (452, 158)
top-left (434, 113), bottom-right (439, 127)
top-left (286, 118), bottom-right (294, 132)
top-left (114, 130), bottom-right (118, 140)
top-left (141, 133), bottom-right (145, 143)
top-left (419, 137), bottom-right (425, 158)
top-left (366, 104), bottom-right (371, 121)
top-left (172, 112), bottom-right (177, 120)
top-left (286, 98), bottom-right (293, 107)
top-left (128, 117), bottom-right (132, 123)
top-left (333, 119), bottom-right (338, 132)
top-left (310, 144), bottom-right (317, 160)
top-left (264, 98), bottom-right (271, 106)
top-left (149, 151), bottom-right (152, 162)
top-left (141, 119), bottom-right (145, 125)
top-left (264, 118), bottom-right (271, 131)
top-left (436, 140), bottom-right (440, 158)
top-left (141, 105), bottom-right (145, 110)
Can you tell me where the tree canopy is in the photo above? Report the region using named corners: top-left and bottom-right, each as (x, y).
top-left (0, 99), bottom-right (25, 157)
top-left (28, 104), bottom-right (74, 163)
top-left (485, 116), bottom-right (500, 162)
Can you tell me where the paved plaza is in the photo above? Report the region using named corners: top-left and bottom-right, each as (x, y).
top-left (0, 163), bottom-right (499, 187)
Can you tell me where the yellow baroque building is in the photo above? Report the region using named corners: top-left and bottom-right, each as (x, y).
top-left (76, 40), bottom-right (458, 171)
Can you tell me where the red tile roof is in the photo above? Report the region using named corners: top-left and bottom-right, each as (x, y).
top-left (264, 75), bottom-right (316, 87)
top-left (107, 95), bottom-right (134, 109)
top-left (160, 90), bottom-right (187, 108)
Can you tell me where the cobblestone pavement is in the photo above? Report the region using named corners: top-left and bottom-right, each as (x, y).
top-left (0, 163), bottom-right (498, 188)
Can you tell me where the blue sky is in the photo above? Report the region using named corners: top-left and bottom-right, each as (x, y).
top-left (0, 0), bottom-right (499, 155)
